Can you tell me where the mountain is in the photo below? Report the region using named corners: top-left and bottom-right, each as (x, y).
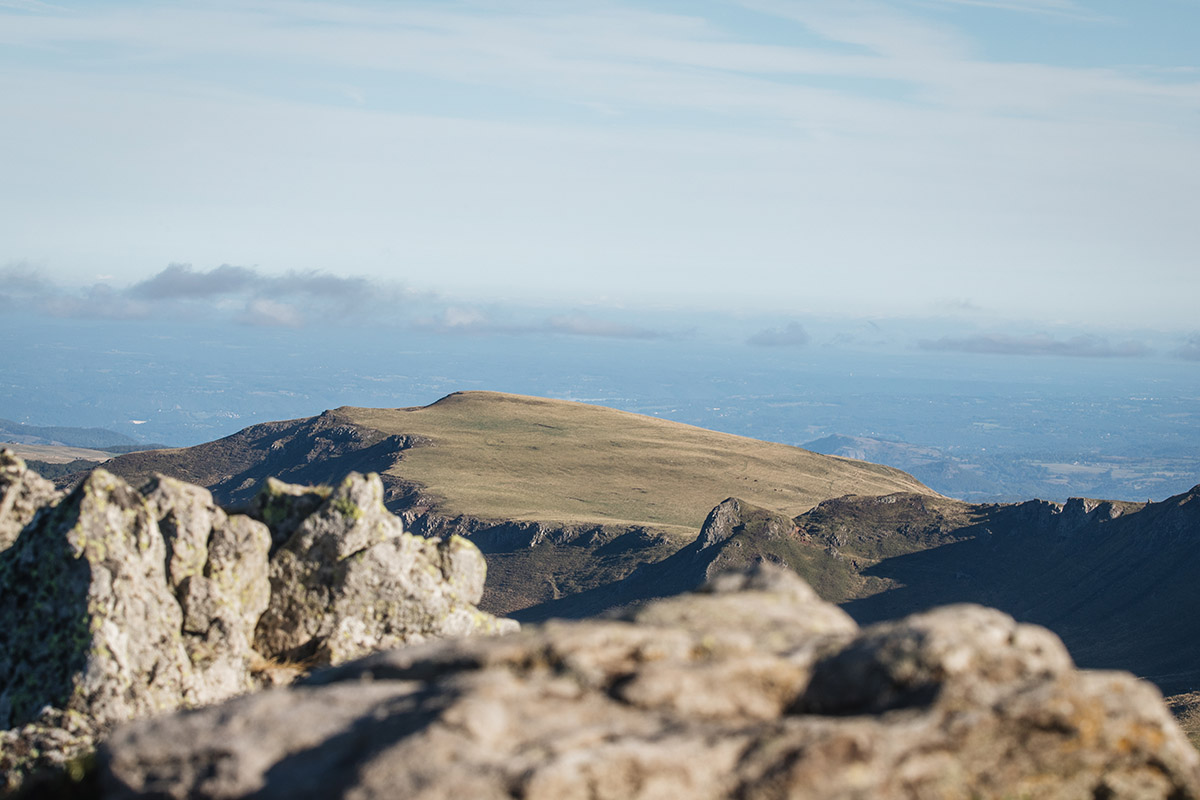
top-left (0, 418), bottom-right (138, 449)
top-left (91, 391), bottom-right (936, 614)
top-left (86, 391), bottom-right (1200, 695)
top-left (803, 433), bottom-right (1034, 501)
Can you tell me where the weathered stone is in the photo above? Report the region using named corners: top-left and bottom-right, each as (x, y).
top-left (0, 470), bottom-right (192, 733)
top-left (252, 471), bottom-right (517, 665)
top-left (0, 466), bottom-right (514, 794)
top-left (143, 475), bottom-right (272, 705)
top-left (0, 470), bottom-right (193, 792)
top-left (0, 448), bottom-right (62, 552)
top-left (98, 564), bottom-right (1200, 799)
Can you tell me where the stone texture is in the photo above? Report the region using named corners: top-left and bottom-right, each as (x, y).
top-left (0, 469), bottom-right (193, 732)
top-left (142, 475), bottom-right (272, 705)
top-left (0, 469), bottom-right (195, 792)
top-left (0, 462), bottom-right (514, 794)
top-left (251, 471), bottom-right (516, 666)
top-left (0, 447), bottom-right (63, 551)
top-left (99, 565), bottom-right (1200, 800)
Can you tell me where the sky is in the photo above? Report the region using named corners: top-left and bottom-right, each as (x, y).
top-left (2, 0), bottom-right (1200, 335)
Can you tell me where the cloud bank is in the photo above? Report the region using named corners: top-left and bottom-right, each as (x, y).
top-left (2, 263), bottom-right (396, 327)
top-left (918, 333), bottom-right (1151, 358)
top-left (2, 263), bottom-right (678, 340)
top-left (747, 321), bottom-right (810, 347)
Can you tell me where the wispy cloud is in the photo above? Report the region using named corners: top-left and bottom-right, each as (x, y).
top-left (2, 3), bottom-right (1197, 328)
top-left (918, 332), bottom-right (1151, 358)
top-left (0, 0), bottom-right (66, 11)
top-left (1, 263), bottom-right (151, 319)
top-left (413, 306), bottom-right (673, 340)
top-left (546, 314), bottom-right (666, 340)
top-left (921, 0), bottom-right (1097, 20)
top-left (1174, 334), bottom-right (1200, 362)
top-left (3, 263), bottom-right (403, 327)
top-left (41, 283), bottom-right (153, 321)
top-left (234, 298), bottom-right (305, 328)
top-left (411, 306), bottom-right (531, 336)
top-left (747, 321), bottom-right (810, 347)
top-left (0, 263), bottom-right (54, 294)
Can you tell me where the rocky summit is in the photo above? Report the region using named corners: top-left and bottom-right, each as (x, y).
top-left (0, 451), bottom-right (514, 795)
top-left (98, 565), bottom-right (1200, 800)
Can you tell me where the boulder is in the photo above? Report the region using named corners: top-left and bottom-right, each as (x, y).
top-left (0, 448), bottom-right (62, 551)
top-left (0, 469), bottom-right (196, 789)
top-left (142, 475), bottom-right (272, 705)
top-left (0, 462), bottom-right (515, 794)
top-left (251, 472), bottom-right (516, 665)
top-left (98, 565), bottom-right (1200, 799)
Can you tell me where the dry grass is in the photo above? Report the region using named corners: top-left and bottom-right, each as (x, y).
top-left (1166, 692), bottom-right (1200, 751)
top-left (248, 652), bottom-right (321, 688)
top-left (341, 391), bottom-right (936, 536)
top-left (2, 443), bottom-right (114, 464)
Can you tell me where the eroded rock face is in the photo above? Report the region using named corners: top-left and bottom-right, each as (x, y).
top-left (0, 469), bottom-right (193, 732)
top-left (0, 448), bottom-right (63, 551)
top-left (100, 565), bottom-right (1200, 800)
top-left (142, 475), bottom-right (273, 706)
top-left (0, 458), bottom-right (514, 794)
top-left (251, 472), bottom-right (515, 665)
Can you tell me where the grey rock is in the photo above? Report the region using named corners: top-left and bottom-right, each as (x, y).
top-left (0, 465), bottom-right (514, 793)
top-left (143, 475), bottom-right (272, 705)
top-left (0, 448), bottom-right (63, 551)
top-left (0, 469), bottom-right (193, 732)
top-left (252, 472), bottom-right (517, 665)
top-left (0, 469), bottom-right (194, 791)
top-left (99, 564), bottom-right (1200, 799)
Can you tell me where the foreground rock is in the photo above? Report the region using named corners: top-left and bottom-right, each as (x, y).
top-left (100, 566), bottom-right (1200, 800)
top-left (0, 449), bottom-right (62, 551)
top-left (0, 456), bottom-right (514, 794)
top-left (251, 474), bottom-right (511, 666)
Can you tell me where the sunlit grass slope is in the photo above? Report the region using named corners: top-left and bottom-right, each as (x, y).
top-left (340, 391), bottom-right (936, 536)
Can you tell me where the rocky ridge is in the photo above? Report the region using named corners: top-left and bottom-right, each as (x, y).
top-left (98, 565), bottom-right (1200, 799)
top-left (0, 450), bottom-right (514, 794)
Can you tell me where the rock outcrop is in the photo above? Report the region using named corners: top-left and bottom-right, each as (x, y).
top-left (98, 565), bottom-right (1200, 800)
top-left (0, 449), bottom-right (62, 551)
top-left (249, 473), bottom-right (514, 666)
top-left (0, 455), bottom-right (514, 794)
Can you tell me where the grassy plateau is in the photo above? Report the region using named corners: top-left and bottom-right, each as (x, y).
top-left (341, 391), bottom-right (936, 537)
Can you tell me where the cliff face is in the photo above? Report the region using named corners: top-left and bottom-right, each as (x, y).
top-left (98, 565), bottom-right (1200, 800)
top-left (0, 451), bottom-right (514, 794)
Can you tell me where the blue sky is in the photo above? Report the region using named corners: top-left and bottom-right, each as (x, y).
top-left (2, 0), bottom-right (1199, 331)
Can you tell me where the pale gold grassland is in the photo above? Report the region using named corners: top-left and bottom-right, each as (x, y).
top-left (4, 444), bottom-right (114, 464)
top-left (340, 391), bottom-right (937, 537)
top-left (1167, 692), bottom-right (1200, 750)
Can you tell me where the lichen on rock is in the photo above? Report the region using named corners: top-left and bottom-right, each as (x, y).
top-left (98, 564), bottom-right (1200, 800)
top-left (0, 448), bottom-right (63, 552)
top-left (0, 459), bottom-right (517, 795)
top-left (251, 471), bottom-right (518, 665)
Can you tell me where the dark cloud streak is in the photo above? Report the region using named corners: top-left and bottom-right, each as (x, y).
top-left (130, 263), bottom-right (258, 299)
